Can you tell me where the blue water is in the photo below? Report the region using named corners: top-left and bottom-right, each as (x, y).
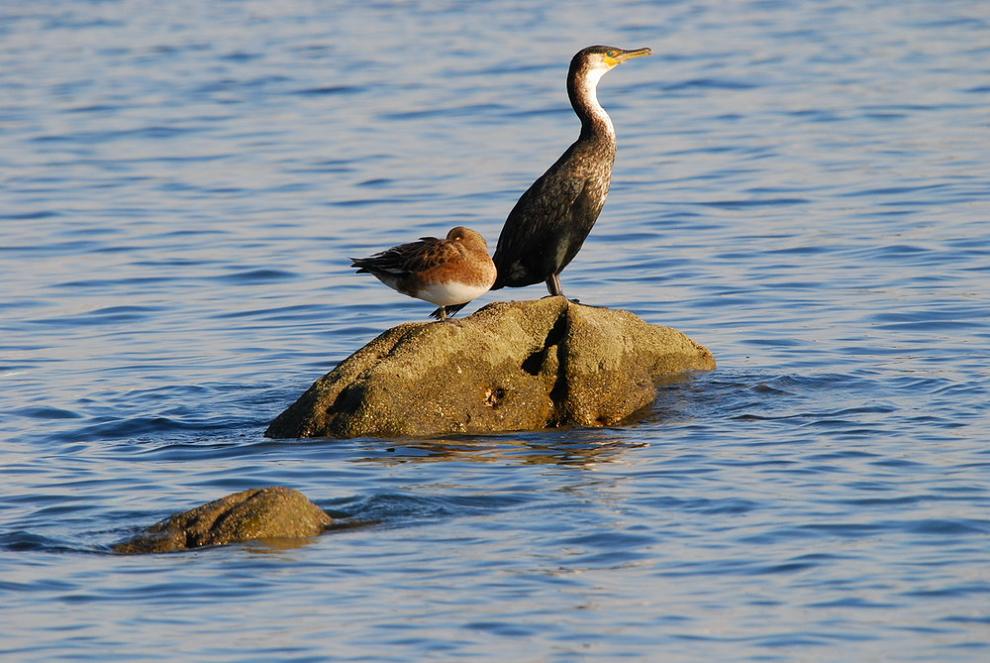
top-left (2, 0), bottom-right (989, 660)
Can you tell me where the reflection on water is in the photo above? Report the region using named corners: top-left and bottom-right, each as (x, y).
top-left (359, 430), bottom-right (645, 467)
top-left (1, 0), bottom-right (989, 660)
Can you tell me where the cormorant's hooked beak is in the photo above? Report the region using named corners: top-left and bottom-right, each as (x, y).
top-left (614, 47), bottom-right (653, 64)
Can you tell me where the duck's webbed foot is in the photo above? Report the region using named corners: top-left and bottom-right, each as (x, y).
top-left (430, 302), bottom-right (468, 321)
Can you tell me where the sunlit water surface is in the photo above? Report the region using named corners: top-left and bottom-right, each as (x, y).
top-left (2, 1), bottom-right (989, 660)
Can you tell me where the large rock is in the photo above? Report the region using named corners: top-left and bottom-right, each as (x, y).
top-left (113, 487), bottom-right (331, 554)
top-left (266, 297), bottom-right (715, 439)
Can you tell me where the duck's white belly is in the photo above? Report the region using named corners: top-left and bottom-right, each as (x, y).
top-left (415, 281), bottom-right (491, 306)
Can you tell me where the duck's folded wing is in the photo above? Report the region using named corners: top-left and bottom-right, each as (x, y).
top-left (352, 237), bottom-right (447, 276)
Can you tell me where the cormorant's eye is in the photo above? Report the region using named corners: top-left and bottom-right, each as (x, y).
top-left (606, 49), bottom-right (618, 58)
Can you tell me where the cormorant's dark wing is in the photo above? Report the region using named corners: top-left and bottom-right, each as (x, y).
top-left (492, 145), bottom-right (596, 288)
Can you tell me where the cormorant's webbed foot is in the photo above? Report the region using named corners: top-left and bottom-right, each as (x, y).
top-left (574, 300), bottom-right (608, 309)
top-left (539, 294), bottom-right (590, 306)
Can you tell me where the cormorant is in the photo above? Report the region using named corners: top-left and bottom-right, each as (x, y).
top-left (436, 45), bottom-right (651, 319)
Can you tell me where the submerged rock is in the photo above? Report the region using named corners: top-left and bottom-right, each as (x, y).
top-left (113, 486), bottom-right (331, 554)
top-left (266, 297), bottom-right (715, 439)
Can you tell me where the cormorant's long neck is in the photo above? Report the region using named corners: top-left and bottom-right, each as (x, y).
top-left (567, 64), bottom-right (615, 143)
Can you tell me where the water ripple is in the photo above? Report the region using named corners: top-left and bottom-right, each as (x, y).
top-left (1, 1), bottom-right (988, 660)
